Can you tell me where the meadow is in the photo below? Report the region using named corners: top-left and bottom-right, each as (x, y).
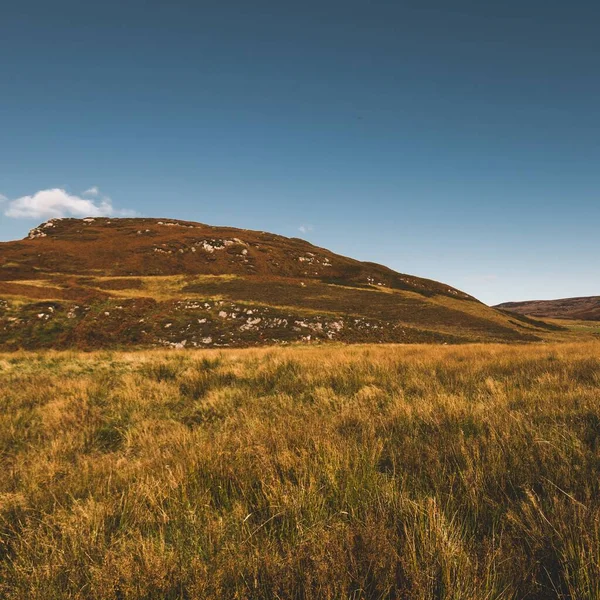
top-left (1, 342), bottom-right (599, 599)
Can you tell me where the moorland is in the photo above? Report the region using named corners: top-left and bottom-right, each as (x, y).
top-left (0, 217), bottom-right (565, 349)
top-left (1, 342), bottom-right (600, 599)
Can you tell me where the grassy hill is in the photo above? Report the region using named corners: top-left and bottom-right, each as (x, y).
top-left (0, 217), bottom-right (560, 349)
top-left (496, 296), bottom-right (600, 322)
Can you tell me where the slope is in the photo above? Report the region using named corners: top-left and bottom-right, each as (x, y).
top-left (496, 296), bottom-right (600, 322)
top-left (0, 217), bottom-right (555, 349)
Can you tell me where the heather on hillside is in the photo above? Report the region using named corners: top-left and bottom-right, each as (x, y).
top-left (1, 343), bottom-right (599, 599)
top-left (0, 218), bottom-right (563, 349)
top-left (496, 296), bottom-right (600, 322)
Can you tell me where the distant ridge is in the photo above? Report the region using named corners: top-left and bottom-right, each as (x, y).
top-left (0, 217), bottom-right (554, 349)
top-left (495, 296), bottom-right (600, 321)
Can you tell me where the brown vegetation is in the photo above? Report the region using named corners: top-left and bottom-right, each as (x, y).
top-left (0, 218), bottom-right (570, 348)
top-left (496, 297), bottom-right (600, 322)
top-left (1, 342), bottom-right (599, 599)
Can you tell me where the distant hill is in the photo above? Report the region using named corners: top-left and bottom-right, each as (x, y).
top-left (0, 217), bottom-right (555, 349)
top-left (495, 296), bottom-right (600, 321)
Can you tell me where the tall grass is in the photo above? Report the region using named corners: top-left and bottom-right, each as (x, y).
top-left (0, 342), bottom-right (599, 599)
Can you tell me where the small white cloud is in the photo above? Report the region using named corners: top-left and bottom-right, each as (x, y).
top-left (0, 194), bottom-right (7, 203)
top-left (298, 224), bottom-right (314, 234)
top-left (83, 186), bottom-right (100, 196)
top-left (3, 188), bottom-right (136, 220)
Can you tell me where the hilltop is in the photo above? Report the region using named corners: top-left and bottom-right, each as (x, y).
top-left (496, 296), bottom-right (600, 322)
top-left (0, 217), bottom-right (558, 349)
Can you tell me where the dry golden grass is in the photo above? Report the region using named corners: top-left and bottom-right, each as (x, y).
top-left (1, 342), bottom-right (599, 599)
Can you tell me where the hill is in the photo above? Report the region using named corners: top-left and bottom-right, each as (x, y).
top-left (0, 217), bottom-right (557, 349)
top-left (496, 296), bottom-right (600, 321)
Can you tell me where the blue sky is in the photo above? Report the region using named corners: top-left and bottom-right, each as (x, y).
top-left (1, 0), bottom-right (599, 305)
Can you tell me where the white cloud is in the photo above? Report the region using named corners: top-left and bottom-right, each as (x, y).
top-left (0, 194), bottom-right (7, 203)
top-left (298, 224), bottom-right (314, 234)
top-left (83, 186), bottom-right (100, 196)
top-left (3, 188), bottom-right (136, 220)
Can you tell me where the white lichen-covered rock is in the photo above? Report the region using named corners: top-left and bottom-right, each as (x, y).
top-left (28, 228), bottom-right (47, 239)
top-left (193, 238), bottom-right (248, 254)
top-left (158, 338), bottom-right (188, 349)
top-left (29, 218), bottom-right (64, 237)
top-left (157, 221), bottom-right (195, 228)
top-left (329, 320), bottom-right (344, 331)
top-left (240, 317), bottom-right (262, 331)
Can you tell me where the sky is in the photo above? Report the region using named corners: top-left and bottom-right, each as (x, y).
top-left (1, 0), bottom-right (599, 305)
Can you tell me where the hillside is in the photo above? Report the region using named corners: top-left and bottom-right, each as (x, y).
top-left (496, 296), bottom-right (600, 321)
top-left (0, 217), bottom-right (557, 349)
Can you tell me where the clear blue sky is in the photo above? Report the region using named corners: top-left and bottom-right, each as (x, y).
top-left (1, 0), bottom-right (599, 305)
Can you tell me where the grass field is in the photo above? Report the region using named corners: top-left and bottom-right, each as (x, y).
top-left (1, 342), bottom-right (600, 599)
